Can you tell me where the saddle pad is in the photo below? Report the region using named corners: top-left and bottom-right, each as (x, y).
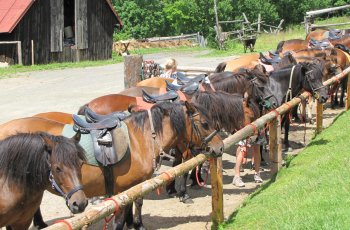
top-left (110, 121), bottom-right (130, 164)
top-left (62, 124), bottom-right (99, 166)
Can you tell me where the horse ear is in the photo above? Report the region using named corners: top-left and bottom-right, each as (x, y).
top-left (72, 131), bottom-right (81, 142)
top-left (41, 134), bottom-right (54, 154)
top-left (185, 101), bottom-right (196, 114)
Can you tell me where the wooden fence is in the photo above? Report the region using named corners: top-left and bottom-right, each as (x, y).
top-left (45, 65), bottom-right (350, 230)
top-left (304, 4), bottom-right (350, 34)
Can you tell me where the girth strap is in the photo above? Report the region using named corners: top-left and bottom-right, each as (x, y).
top-left (103, 166), bottom-right (115, 197)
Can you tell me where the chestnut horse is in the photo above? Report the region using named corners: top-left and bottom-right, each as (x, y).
top-left (0, 132), bottom-right (87, 230)
top-left (136, 77), bottom-right (174, 88)
top-left (0, 101), bottom-right (223, 229)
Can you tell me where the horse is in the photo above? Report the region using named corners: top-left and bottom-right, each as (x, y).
top-left (215, 52), bottom-right (296, 73)
top-left (0, 132), bottom-right (87, 229)
top-left (268, 60), bottom-right (328, 150)
top-left (0, 101), bottom-right (224, 229)
top-left (306, 28), bottom-right (350, 45)
top-left (136, 77), bottom-right (174, 88)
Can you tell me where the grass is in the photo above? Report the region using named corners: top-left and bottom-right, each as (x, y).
top-left (220, 110), bottom-right (350, 230)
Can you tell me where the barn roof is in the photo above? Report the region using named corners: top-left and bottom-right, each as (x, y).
top-left (0, 0), bottom-right (123, 33)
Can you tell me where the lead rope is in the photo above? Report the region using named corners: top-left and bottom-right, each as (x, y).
top-left (285, 65), bottom-right (296, 103)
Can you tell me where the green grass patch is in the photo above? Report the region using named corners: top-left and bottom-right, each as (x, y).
top-left (221, 110), bottom-right (350, 230)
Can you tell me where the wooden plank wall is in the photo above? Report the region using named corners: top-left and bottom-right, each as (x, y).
top-left (0, 0), bottom-right (118, 65)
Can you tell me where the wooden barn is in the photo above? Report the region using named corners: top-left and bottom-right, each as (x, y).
top-left (0, 0), bottom-right (123, 65)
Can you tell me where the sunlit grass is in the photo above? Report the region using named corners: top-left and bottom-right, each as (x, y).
top-left (221, 110), bottom-right (350, 229)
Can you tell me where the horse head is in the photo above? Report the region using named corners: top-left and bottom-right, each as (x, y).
top-left (183, 101), bottom-right (224, 158)
top-left (42, 132), bottom-right (88, 214)
top-left (245, 65), bottom-right (278, 110)
top-left (300, 61), bottom-right (328, 104)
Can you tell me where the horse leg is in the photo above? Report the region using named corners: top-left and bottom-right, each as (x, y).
top-left (165, 151), bottom-right (181, 197)
top-left (133, 197), bottom-right (146, 230)
top-left (33, 208), bottom-right (48, 229)
top-left (283, 113), bottom-right (291, 151)
top-left (114, 203), bottom-right (132, 230)
top-left (340, 78), bottom-right (347, 107)
top-left (179, 171), bottom-right (193, 203)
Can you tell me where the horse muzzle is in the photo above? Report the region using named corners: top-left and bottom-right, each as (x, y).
top-left (68, 189), bottom-right (88, 214)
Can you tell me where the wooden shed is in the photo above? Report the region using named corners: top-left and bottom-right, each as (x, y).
top-left (0, 0), bottom-right (123, 65)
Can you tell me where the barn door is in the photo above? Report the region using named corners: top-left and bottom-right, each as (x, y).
top-left (50, 0), bottom-right (64, 52)
top-left (75, 0), bottom-right (88, 49)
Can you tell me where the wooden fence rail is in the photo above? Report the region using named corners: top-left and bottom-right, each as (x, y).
top-left (45, 66), bottom-right (350, 230)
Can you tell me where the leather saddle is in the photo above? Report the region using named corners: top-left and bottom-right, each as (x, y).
top-left (328, 29), bottom-right (342, 40)
top-left (308, 38), bottom-right (333, 50)
top-left (165, 80), bottom-right (200, 95)
top-left (84, 106), bottom-right (128, 123)
top-left (142, 89), bottom-right (178, 103)
top-left (259, 52), bottom-right (282, 65)
top-left (335, 44), bottom-right (350, 55)
top-left (176, 73), bottom-right (207, 85)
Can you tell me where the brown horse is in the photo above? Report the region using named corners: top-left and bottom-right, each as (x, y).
top-left (0, 132), bottom-right (87, 229)
top-left (305, 29), bottom-right (329, 41)
top-left (0, 101), bottom-right (223, 229)
top-left (136, 77), bottom-right (174, 88)
top-left (306, 29), bottom-right (350, 45)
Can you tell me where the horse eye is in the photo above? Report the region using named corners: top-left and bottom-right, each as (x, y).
top-left (201, 121), bottom-right (209, 130)
top-left (55, 166), bottom-right (62, 173)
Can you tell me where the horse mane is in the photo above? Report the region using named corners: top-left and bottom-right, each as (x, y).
top-left (276, 40), bottom-right (285, 53)
top-left (192, 91), bottom-right (245, 133)
top-left (208, 71), bottom-right (250, 94)
top-left (0, 132), bottom-right (86, 190)
top-left (214, 62), bottom-right (227, 73)
top-left (130, 101), bottom-right (187, 137)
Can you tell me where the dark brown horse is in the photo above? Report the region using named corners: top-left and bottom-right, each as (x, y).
top-left (0, 101), bottom-right (223, 229)
top-left (0, 132), bottom-right (87, 229)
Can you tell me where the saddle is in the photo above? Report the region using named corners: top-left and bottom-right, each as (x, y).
top-left (73, 114), bottom-right (130, 197)
top-left (165, 80), bottom-right (200, 95)
top-left (176, 73), bottom-right (207, 85)
top-left (84, 106), bottom-right (128, 123)
top-left (335, 44), bottom-right (350, 55)
top-left (259, 52), bottom-right (282, 65)
top-left (142, 89), bottom-right (178, 103)
top-left (308, 38), bottom-right (333, 50)
top-left (328, 29), bottom-right (342, 40)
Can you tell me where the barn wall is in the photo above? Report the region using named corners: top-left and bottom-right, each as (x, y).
top-left (0, 0), bottom-right (118, 65)
top-left (0, 0), bottom-right (51, 65)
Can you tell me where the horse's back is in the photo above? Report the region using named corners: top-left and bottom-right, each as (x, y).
top-left (119, 86), bottom-right (162, 97)
top-left (0, 117), bottom-right (64, 140)
top-left (224, 53), bottom-right (259, 72)
top-left (137, 77), bottom-right (174, 88)
top-left (33, 112), bottom-right (74, 125)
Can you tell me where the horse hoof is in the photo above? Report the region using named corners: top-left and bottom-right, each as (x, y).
top-left (167, 189), bottom-right (177, 198)
top-left (179, 194), bottom-right (194, 204)
top-left (133, 224), bottom-right (147, 230)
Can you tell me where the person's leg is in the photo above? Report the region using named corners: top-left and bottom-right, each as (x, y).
top-left (252, 145), bottom-right (263, 183)
top-left (232, 146), bottom-right (245, 187)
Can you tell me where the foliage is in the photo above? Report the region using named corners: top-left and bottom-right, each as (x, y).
top-left (111, 0), bottom-right (350, 45)
top-left (220, 110), bottom-right (350, 229)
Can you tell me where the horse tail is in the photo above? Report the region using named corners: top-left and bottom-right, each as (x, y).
top-left (214, 62), bottom-right (226, 73)
top-left (77, 104), bottom-right (88, 115)
top-left (276, 41), bottom-right (285, 53)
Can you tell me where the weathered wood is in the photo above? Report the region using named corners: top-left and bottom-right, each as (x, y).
top-left (218, 20), bottom-right (243, 24)
top-left (316, 102), bottom-right (323, 134)
top-left (210, 157), bottom-right (224, 227)
top-left (347, 74), bottom-right (350, 110)
top-left (257, 14), bottom-right (261, 33)
top-left (269, 116), bottom-right (282, 174)
top-left (75, 0), bottom-right (88, 49)
top-left (50, 0), bottom-right (63, 52)
top-left (17, 41), bottom-right (22, 65)
top-left (306, 5), bottom-right (350, 17)
top-left (31, 40), bottom-right (34, 65)
top-left (124, 55), bottom-right (143, 88)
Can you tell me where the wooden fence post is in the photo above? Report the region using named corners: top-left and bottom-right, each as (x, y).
top-left (268, 115), bottom-right (282, 174)
top-left (210, 156), bottom-right (224, 228)
top-left (346, 74), bottom-right (350, 110)
top-left (316, 102), bottom-right (323, 134)
top-left (17, 41), bottom-right (22, 65)
top-left (124, 55), bottom-right (143, 88)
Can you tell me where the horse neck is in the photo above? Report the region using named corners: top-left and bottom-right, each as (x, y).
top-left (124, 116), bottom-right (181, 160)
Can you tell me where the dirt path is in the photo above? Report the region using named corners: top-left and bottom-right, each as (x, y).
top-left (0, 50), bottom-right (343, 230)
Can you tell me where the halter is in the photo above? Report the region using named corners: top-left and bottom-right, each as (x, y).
top-left (187, 112), bottom-right (219, 154)
top-left (304, 68), bottom-right (326, 100)
top-left (49, 171), bottom-right (84, 207)
top-left (250, 77), bottom-right (273, 109)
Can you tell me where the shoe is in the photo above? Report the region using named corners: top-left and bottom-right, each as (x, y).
top-left (232, 176), bottom-right (245, 187)
top-left (254, 173), bottom-right (263, 183)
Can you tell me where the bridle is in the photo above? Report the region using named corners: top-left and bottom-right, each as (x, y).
top-left (49, 167), bottom-right (83, 207)
top-left (186, 112), bottom-right (219, 156)
top-left (250, 77), bottom-right (274, 110)
top-left (304, 66), bottom-right (326, 100)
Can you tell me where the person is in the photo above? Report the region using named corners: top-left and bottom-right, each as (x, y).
top-left (160, 58), bottom-right (178, 79)
top-left (232, 137), bottom-right (263, 187)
